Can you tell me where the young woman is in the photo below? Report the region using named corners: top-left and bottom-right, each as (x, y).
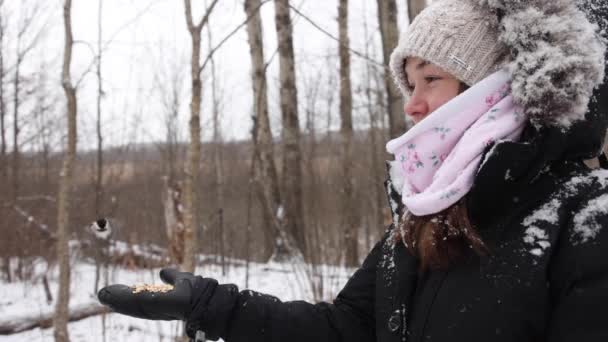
top-left (98, 0), bottom-right (608, 341)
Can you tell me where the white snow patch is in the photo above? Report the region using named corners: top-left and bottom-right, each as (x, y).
top-left (523, 198), bottom-right (561, 227)
top-left (380, 231), bottom-right (398, 284)
top-left (504, 169), bottom-right (512, 181)
top-left (387, 160), bottom-right (404, 195)
top-left (523, 227), bottom-right (548, 244)
top-left (564, 169), bottom-right (608, 194)
top-left (521, 198), bottom-right (561, 256)
top-left (384, 180), bottom-right (401, 228)
top-left (478, 141), bottom-right (502, 173)
top-left (276, 205), bottom-right (284, 220)
top-left (572, 193), bottom-right (608, 244)
top-left (530, 248), bottom-right (543, 256)
top-left (590, 169), bottom-right (608, 188)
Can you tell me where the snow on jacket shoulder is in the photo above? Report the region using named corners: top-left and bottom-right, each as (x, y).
top-left (374, 158), bottom-right (608, 342)
top-left (546, 168), bottom-right (608, 341)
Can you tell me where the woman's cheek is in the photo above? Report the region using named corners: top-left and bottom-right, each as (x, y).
top-left (428, 96), bottom-right (442, 113)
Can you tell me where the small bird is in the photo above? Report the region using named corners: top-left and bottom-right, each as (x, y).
top-left (90, 218), bottom-right (112, 240)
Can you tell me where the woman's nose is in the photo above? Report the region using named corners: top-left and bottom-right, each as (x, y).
top-left (404, 90), bottom-right (428, 118)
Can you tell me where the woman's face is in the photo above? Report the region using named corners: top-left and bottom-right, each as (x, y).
top-left (404, 57), bottom-right (461, 124)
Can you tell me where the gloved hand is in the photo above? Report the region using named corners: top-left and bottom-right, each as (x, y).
top-left (97, 268), bottom-right (217, 321)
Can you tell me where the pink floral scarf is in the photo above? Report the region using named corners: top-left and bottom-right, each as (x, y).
top-left (386, 70), bottom-right (527, 216)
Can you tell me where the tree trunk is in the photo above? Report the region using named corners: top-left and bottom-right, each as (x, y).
top-left (11, 54), bottom-right (20, 204)
top-left (184, 12), bottom-right (201, 274)
top-left (163, 179), bottom-right (185, 265)
top-left (338, 0), bottom-right (359, 266)
top-left (0, 7), bottom-right (6, 281)
top-left (377, 0), bottom-right (406, 139)
top-left (407, 0), bottom-right (426, 23)
top-left (244, 0), bottom-right (288, 261)
top-left (363, 2), bottom-right (385, 248)
top-left (206, 14), bottom-right (227, 275)
top-left (0, 10), bottom-right (5, 190)
top-left (182, 0), bottom-right (219, 273)
top-left (95, 0), bottom-right (104, 219)
top-left (54, 1), bottom-right (76, 341)
top-left (274, 0), bottom-right (306, 255)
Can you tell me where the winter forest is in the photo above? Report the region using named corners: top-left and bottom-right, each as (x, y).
top-left (0, 0), bottom-right (431, 340)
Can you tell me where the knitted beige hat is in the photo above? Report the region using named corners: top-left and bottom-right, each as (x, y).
top-left (390, 0), bottom-right (507, 96)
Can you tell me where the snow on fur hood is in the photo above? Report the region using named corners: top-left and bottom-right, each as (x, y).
top-left (475, 0), bottom-right (607, 129)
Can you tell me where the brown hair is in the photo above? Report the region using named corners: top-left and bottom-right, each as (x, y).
top-left (395, 198), bottom-right (488, 272)
top-left (459, 82), bottom-right (470, 93)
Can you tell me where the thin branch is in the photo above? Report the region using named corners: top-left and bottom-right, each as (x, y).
top-left (74, 0), bottom-right (164, 88)
top-left (17, 195), bottom-right (56, 202)
top-left (11, 204), bottom-right (55, 240)
top-left (184, 0), bottom-right (194, 31)
top-left (17, 15), bottom-right (49, 63)
top-left (198, 0), bottom-right (219, 30)
top-left (185, 0), bottom-right (218, 33)
top-left (287, 4), bottom-right (384, 68)
top-left (199, 0), bottom-right (272, 75)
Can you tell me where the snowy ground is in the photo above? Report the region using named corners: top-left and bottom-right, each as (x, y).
top-left (0, 255), bottom-right (353, 341)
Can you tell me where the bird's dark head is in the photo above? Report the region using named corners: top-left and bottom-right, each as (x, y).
top-left (90, 218), bottom-right (112, 240)
top-left (95, 218), bottom-right (108, 231)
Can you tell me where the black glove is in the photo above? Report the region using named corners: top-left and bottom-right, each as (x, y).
top-left (97, 268), bottom-right (218, 322)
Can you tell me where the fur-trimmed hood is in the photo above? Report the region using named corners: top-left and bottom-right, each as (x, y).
top-left (477, 0), bottom-right (606, 129)
top-left (391, 0), bottom-right (607, 131)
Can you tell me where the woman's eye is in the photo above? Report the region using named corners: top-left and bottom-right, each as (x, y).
top-left (425, 76), bottom-right (441, 83)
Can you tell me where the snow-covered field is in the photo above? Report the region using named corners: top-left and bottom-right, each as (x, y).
top-left (0, 255), bottom-right (353, 341)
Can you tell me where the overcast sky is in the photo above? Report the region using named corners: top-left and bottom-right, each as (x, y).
top-left (4, 0), bottom-right (410, 151)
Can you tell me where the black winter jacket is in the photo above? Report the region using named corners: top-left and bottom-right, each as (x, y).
top-left (190, 4), bottom-right (608, 342)
top-left (195, 133), bottom-right (608, 342)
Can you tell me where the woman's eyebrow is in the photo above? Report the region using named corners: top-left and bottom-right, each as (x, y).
top-left (416, 60), bottom-right (430, 70)
top-left (405, 60), bottom-right (432, 85)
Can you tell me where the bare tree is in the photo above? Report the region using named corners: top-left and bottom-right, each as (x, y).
top-left (151, 39), bottom-right (185, 184)
top-left (205, 10), bottom-right (228, 273)
top-left (338, 0), bottom-right (359, 266)
top-left (54, 0), bottom-right (76, 340)
top-left (149, 38), bottom-right (188, 267)
top-left (32, 62), bottom-right (57, 195)
top-left (94, 0), bottom-right (104, 219)
top-left (163, 179), bottom-right (185, 265)
top-left (274, 0), bottom-right (306, 255)
top-left (408, 0), bottom-right (426, 22)
top-left (377, 0), bottom-right (405, 139)
top-left (0, 0), bottom-right (6, 189)
top-left (244, 0), bottom-right (289, 261)
top-left (182, 0), bottom-right (219, 273)
top-left (11, 1), bottom-right (44, 204)
top-left (91, 3), bottom-right (111, 314)
top-left (144, 32), bottom-right (187, 268)
top-left (362, 3), bottom-right (385, 246)
top-left (0, 1), bottom-right (7, 282)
